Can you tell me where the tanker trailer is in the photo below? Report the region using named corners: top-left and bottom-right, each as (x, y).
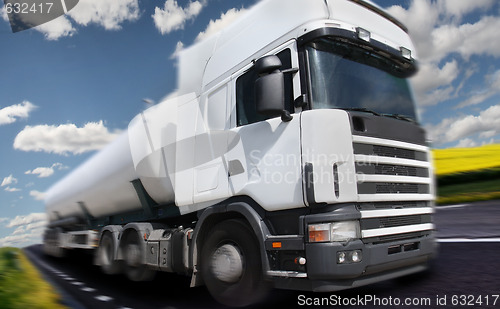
top-left (44, 0), bottom-right (437, 306)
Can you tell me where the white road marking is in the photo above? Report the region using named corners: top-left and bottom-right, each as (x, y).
top-left (81, 287), bottom-right (96, 292)
top-left (437, 204), bottom-right (471, 209)
top-left (438, 238), bottom-right (500, 242)
top-left (70, 281), bottom-right (84, 286)
top-left (95, 295), bottom-right (113, 302)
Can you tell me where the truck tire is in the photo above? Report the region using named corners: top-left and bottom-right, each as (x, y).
top-left (97, 232), bottom-right (122, 275)
top-left (122, 230), bottom-right (155, 281)
top-left (201, 219), bottom-right (270, 307)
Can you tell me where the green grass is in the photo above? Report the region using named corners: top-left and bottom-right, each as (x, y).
top-left (435, 166), bottom-right (500, 205)
top-left (437, 191), bottom-right (500, 205)
top-left (438, 177), bottom-right (500, 196)
top-left (437, 177), bottom-right (500, 205)
top-left (0, 247), bottom-right (66, 309)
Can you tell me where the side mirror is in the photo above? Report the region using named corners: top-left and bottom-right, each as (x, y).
top-left (255, 55), bottom-right (292, 122)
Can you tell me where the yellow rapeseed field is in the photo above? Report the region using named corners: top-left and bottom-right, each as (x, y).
top-left (432, 143), bottom-right (500, 175)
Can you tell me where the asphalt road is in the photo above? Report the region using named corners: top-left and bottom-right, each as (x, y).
top-left (24, 201), bottom-right (500, 309)
top-left (434, 200), bottom-right (500, 239)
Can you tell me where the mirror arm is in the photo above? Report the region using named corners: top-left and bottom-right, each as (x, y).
top-left (281, 67), bottom-right (299, 74)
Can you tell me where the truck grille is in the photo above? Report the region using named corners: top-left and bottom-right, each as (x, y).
top-left (352, 135), bottom-right (432, 202)
top-left (352, 135), bottom-right (434, 241)
top-left (373, 145), bottom-right (415, 159)
top-left (355, 163), bottom-right (429, 177)
top-left (379, 215), bottom-right (423, 227)
top-left (358, 183), bottom-right (429, 194)
top-left (357, 201), bottom-right (427, 210)
top-left (364, 232), bottom-right (425, 244)
top-left (353, 143), bottom-right (427, 161)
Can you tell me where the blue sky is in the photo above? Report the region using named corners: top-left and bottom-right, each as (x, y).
top-left (0, 0), bottom-right (499, 247)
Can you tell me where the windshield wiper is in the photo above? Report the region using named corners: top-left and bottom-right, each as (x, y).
top-left (340, 107), bottom-right (381, 116)
top-left (341, 108), bottom-right (418, 124)
top-left (382, 113), bottom-right (418, 124)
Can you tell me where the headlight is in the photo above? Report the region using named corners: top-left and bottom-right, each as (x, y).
top-left (331, 221), bottom-right (360, 242)
top-left (308, 221), bottom-right (360, 243)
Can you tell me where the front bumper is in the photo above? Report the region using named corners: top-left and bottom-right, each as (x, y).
top-left (272, 233), bottom-right (437, 292)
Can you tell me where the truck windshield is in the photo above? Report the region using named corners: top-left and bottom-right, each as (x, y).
top-left (306, 38), bottom-right (418, 122)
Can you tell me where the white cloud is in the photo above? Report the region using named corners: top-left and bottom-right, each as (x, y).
top-left (0, 101), bottom-right (36, 125)
top-left (29, 190), bottom-right (46, 201)
top-left (386, 1), bottom-right (440, 61)
top-left (4, 186), bottom-right (21, 192)
top-left (455, 70), bottom-right (500, 108)
top-left (412, 60), bottom-right (458, 94)
top-left (34, 15), bottom-right (76, 41)
top-left (170, 41), bottom-right (184, 59)
top-left (479, 130), bottom-right (497, 139)
top-left (455, 138), bottom-right (478, 148)
top-left (25, 220), bottom-right (47, 231)
top-left (25, 167), bottom-right (55, 178)
top-left (13, 120), bottom-right (121, 155)
top-left (68, 0), bottom-right (140, 30)
top-left (385, 1), bottom-right (500, 111)
top-left (412, 60), bottom-right (459, 106)
top-left (0, 233), bottom-right (39, 247)
top-left (195, 7), bottom-right (247, 42)
top-left (12, 226), bottom-right (26, 236)
top-left (0, 213), bottom-right (47, 247)
top-left (419, 86), bottom-right (455, 108)
top-left (25, 163), bottom-right (68, 178)
top-left (1, 6), bottom-right (8, 22)
top-left (1, 174), bottom-right (18, 187)
top-left (431, 16), bottom-right (500, 62)
top-left (454, 64), bottom-right (479, 95)
top-left (456, 91), bottom-right (493, 109)
top-left (438, 0), bottom-right (495, 22)
top-left (428, 104), bottom-right (500, 145)
top-left (387, 0), bottom-right (497, 63)
top-left (6, 213), bottom-right (46, 228)
top-left (153, 0), bottom-right (205, 35)
top-left (0, 226), bottom-right (46, 247)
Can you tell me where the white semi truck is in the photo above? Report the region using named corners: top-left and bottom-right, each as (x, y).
top-left (44, 0), bottom-right (437, 306)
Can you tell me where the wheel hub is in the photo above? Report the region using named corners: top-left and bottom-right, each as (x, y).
top-left (126, 243), bottom-right (141, 267)
top-left (210, 244), bottom-right (244, 283)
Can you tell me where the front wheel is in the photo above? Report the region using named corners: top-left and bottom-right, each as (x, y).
top-left (201, 219), bottom-right (270, 307)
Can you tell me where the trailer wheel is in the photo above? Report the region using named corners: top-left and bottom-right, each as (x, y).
top-left (97, 232), bottom-right (122, 275)
top-left (43, 228), bottom-right (67, 258)
top-left (201, 219), bottom-right (270, 307)
top-left (122, 230), bottom-right (155, 281)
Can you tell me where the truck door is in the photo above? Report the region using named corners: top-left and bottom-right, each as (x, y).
top-left (192, 83), bottom-right (231, 205)
top-left (224, 41), bottom-right (305, 211)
